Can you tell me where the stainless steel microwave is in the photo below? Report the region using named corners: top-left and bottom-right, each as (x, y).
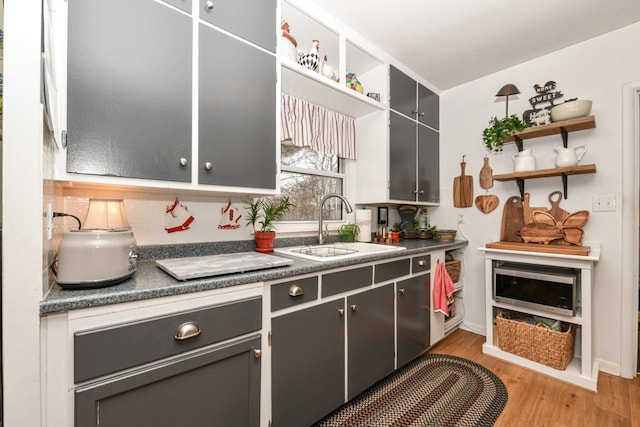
top-left (493, 261), bottom-right (580, 317)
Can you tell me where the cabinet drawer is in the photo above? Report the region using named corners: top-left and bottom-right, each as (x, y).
top-left (374, 258), bottom-right (410, 283)
top-left (412, 254), bottom-right (431, 274)
top-left (271, 276), bottom-right (318, 312)
top-left (322, 266), bottom-right (373, 297)
top-left (74, 296), bottom-right (262, 383)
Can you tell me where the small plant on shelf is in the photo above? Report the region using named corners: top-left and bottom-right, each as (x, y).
top-left (482, 115), bottom-right (528, 152)
top-left (338, 223), bottom-right (360, 243)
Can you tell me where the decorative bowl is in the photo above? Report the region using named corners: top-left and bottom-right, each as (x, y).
top-left (550, 100), bottom-right (592, 122)
top-left (435, 229), bottom-right (457, 242)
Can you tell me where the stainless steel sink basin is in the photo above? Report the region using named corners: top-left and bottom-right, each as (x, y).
top-left (274, 242), bottom-right (406, 262)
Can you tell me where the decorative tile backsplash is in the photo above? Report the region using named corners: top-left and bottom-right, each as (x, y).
top-left (61, 187), bottom-right (253, 246)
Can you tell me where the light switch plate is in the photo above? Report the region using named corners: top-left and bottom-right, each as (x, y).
top-left (592, 194), bottom-right (616, 212)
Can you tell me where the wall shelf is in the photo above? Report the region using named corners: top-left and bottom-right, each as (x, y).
top-left (499, 116), bottom-right (597, 198)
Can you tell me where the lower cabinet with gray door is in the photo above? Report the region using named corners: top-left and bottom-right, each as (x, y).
top-left (271, 299), bottom-right (345, 427)
top-left (397, 273), bottom-right (431, 367)
top-left (74, 297), bottom-right (262, 427)
top-left (347, 284), bottom-right (395, 399)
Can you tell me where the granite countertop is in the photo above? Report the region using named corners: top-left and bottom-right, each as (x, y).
top-left (41, 238), bottom-right (468, 315)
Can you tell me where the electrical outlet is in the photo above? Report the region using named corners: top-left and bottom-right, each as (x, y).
top-left (46, 203), bottom-right (53, 240)
top-left (592, 194), bottom-right (616, 212)
top-left (457, 214), bottom-right (465, 224)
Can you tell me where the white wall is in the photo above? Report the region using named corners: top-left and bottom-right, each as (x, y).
top-left (435, 22), bottom-right (640, 375)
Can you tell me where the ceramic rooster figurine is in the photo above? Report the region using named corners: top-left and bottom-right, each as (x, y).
top-left (298, 40), bottom-right (320, 71)
top-left (320, 55), bottom-right (337, 81)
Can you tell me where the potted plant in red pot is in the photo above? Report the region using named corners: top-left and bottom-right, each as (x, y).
top-left (246, 196), bottom-right (294, 253)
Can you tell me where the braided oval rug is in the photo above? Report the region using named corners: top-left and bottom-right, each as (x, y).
top-left (313, 354), bottom-right (508, 427)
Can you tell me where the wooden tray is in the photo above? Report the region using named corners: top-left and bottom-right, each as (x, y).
top-left (486, 241), bottom-right (590, 256)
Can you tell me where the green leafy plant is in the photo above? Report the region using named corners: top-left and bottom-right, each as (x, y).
top-left (338, 223), bottom-right (360, 242)
top-left (411, 219), bottom-right (421, 234)
top-left (390, 222), bottom-right (402, 233)
top-left (482, 115), bottom-right (528, 152)
top-left (245, 196), bottom-right (294, 232)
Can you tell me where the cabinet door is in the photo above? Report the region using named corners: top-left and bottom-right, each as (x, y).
top-left (199, 24), bottom-right (276, 189)
top-left (199, 0), bottom-right (276, 53)
top-left (347, 284), bottom-right (395, 400)
top-left (397, 274), bottom-right (431, 367)
top-left (418, 83), bottom-right (439, 130)
top-left (271, 300), bottom-right (345, 427)
top-left (75, 335), bottom-right (261, 427)
top-left (417, 123), bottom-right (440, 203)
top-left (389, 65), bottom-right (417, 119)
top-left (67, 0), bottom-right (192, 182)
top-left (389, 111), bottom-right (417, 202)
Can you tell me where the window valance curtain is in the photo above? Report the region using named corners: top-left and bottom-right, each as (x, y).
top-left (281, 93), bottom-right (356, 159)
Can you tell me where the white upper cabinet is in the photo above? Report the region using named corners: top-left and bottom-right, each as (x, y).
top-left (280, 0), bottom-right (387, 118)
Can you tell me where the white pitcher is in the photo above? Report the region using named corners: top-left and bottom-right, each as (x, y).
top-left (554, 145), bottom-right (587, 167)
top-left (512, 149), bottom-right (536, 172)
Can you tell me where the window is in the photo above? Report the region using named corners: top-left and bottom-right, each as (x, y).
top-left (279, 143), bottom-right (345, 221)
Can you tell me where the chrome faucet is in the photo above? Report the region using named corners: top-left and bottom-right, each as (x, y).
top-left (318, 193), bottom-right (353, 245)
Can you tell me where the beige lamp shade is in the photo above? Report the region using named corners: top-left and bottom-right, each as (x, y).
top-left (82, 198), bottom-right (131, 231)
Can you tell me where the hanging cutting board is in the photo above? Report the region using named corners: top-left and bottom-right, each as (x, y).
top-left (479, 156), bottom-right (493, 189)
top-left (475, 194), bottom-right (499, 213)
top-left (523, 192), bottom-right (548, 224)
top-left (547, 191), bottom-right (571, 245)
top-left (453, 158), bottom-right (473, 207)
top-left (500, 195), bottom-right (525, 242)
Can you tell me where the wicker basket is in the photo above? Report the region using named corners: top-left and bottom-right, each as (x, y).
top-left (444, 258), bottom-right (461, 283)
top-left (496, 314), bottom-right (576, 370)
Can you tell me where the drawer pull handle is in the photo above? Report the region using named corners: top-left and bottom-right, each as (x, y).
top-left (254, 349), bottom-right (262, 359)
top-left (399, 288), bottom-right (406, 295)
top-left (289, 284), bottom-right (305, 297)
top-left (205, 0), bottom-right (214, 10)
top-left (350, 304), bottom-right (358, 312)
top-left (338, 308), bottom-right (345, 317)
top-left (174, 322), bottom-right (202, 340)
top-left (418, 260), bottom-right (427, 266)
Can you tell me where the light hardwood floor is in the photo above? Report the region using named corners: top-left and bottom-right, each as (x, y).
top-left (428, 329), bottom-right (640, 427)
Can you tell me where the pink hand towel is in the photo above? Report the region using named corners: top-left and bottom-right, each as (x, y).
top-left (433, 261), bottom-right (456, 315)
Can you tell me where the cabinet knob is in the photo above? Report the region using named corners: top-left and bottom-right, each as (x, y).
top-left (350, 304), bottom-right (358, 312)
top-left (179, 157), bottom-right (188, 167)
top-left (204, 161), bottom-right (213, 171)
top-left (338, 308), bottom-right (345, 317)
top-left (289, 284), bottom-right (305, 297)
top-left (205, 0), bottom-right (214, 10)
top-left (174, 322), bottom-right (202, 340)
top-left (411, 110), bottom-right (418, 116)
top-left (413, 190), bottom-right (419, 195)
top-left (418, 260), bottom-right (427, 266)
top-left (253, 349), bottom-right (262, 359)
top-left (419, 111), bottom-right (425, 117)
top-left (418, 189), bottom-right (425, 195)
top-left (398, 288), bottom-right (406, 295)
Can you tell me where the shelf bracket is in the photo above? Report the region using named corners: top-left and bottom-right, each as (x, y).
top-left (562, 173), bottom-right (568, 199)
top-left (516, 178), bottom-right (525, 199)
top-left (560, 127), bottom-right (569, 148)
top-left (514, 136), bottom-right (524, 152)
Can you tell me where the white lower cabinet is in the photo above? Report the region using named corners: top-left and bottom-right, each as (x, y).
top-left (42, 284), bottom-right (264, 427)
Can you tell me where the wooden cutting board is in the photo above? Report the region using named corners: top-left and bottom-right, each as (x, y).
top-left (479, 156), bottom-right (493, 189)
top-left (453, 160), bottom-right (473, 207)
top-left (486, 241), bottom-right (590, 256)
top-left (500, 195), bottom-right (525, 242)
top-left (523, 192), bottom-right (548, 224)
top-left (475, 194), bottom-right (499, 213)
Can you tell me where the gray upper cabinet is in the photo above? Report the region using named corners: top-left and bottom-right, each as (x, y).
top-left (390, 65), bottom-right (417, 119)
top-left (418, 83), bottom-right (439, 130)
top-left (198, 24), bottom-right (276, 189)
top-left (199, 0), bottom-right (276, 53)
top-left (161, 0), bottom-right (191, 13)
top-left (67, 0), bottom-right (193, 182)
top-left (389, 111), bottom-right (440, 203)
top-left (390, 65), bottom-right (439, 130)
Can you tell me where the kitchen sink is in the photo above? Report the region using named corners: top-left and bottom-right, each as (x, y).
top-left (274, 242), bottom-right (406, 262)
